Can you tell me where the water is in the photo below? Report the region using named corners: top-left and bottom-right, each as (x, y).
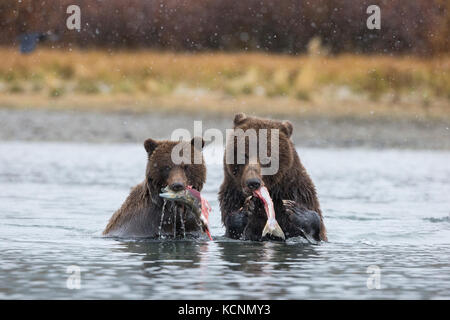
top-left (0, 142), bottom-right (449, 299)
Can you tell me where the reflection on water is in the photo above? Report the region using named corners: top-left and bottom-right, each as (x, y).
top-left (119, 240), bottom-right (207, 270)
top-left (0, 142), bottom-right (449, 299)
top-left (215, 241), bottom-right (318, 274)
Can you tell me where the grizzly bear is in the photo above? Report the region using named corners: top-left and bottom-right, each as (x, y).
top-left (103, 137), bottom-right (207, 238)
top-left (219, 113), bottom-right (327, 242)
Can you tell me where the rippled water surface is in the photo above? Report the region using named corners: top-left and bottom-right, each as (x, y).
top-left (0, 142), bottom-right (449, 299)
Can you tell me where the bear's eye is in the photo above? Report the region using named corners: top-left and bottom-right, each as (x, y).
top-left (163, 166), bottom-right (171, 172)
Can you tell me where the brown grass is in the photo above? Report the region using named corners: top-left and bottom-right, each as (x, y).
top-left (0, 48), bottom-right (449, 119)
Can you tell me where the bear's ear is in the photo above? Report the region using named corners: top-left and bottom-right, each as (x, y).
top-left (191, 137), bottom-right (205, 150)
top-left (234, 112), bottom-right (247, 126)
top-left (144, 138), bottom-right (159, 155)
top-left (281, 121), bottom-right (293, 138)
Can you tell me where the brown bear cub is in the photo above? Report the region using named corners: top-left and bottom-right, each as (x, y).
top-left (103, 137), bottom-right (206, 238)
top-left (219, 113), bottom-right (327, 242)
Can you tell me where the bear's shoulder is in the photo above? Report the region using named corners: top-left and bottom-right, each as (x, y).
top-left (103, 182), bottom-right (148, 235)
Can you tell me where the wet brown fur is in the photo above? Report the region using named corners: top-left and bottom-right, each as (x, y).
top-left (219, 113), bottom-right (327, 241)
top-left (103, 137), bottom-right (206, 238)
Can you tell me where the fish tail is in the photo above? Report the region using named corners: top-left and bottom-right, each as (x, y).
top-left (262, 219), bottom-right (285, 240)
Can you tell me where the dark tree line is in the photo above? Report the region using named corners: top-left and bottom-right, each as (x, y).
top-left (0, 0), bottom-right (448, 54)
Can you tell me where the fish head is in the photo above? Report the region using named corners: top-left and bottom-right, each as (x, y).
top-left (159, 186), bottom-right (202, 217)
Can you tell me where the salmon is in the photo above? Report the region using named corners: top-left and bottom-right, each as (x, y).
top-left (253, 186), bottom-right (285, 240)
top-left (159, 185), bottom-right (212, 240)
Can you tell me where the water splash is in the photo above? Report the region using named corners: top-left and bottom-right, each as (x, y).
top-left (159, 199), bottom-right (168, 239)
top-left (179, 208), bottom-right (186, 239)
top-left (173, 205), bottom-right (177, 238)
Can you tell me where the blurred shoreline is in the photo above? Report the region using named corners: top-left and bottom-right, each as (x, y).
top-left (1, 108), bottom-right (449, 150)
top-left (0, 49), bottom-right (448, 119)
top-left (1, 49), bottom-right (448, 149)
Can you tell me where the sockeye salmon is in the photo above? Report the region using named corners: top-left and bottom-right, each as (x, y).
top-left (159, 185), bottom-right (212, 240)
top-left (253, 186), bottom-right (286, 240)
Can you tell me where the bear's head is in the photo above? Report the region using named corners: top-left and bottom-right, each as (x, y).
top-left (144, 137), bottom-right (206, 196)
top-left (225, 113), bottom-right (294, 196)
